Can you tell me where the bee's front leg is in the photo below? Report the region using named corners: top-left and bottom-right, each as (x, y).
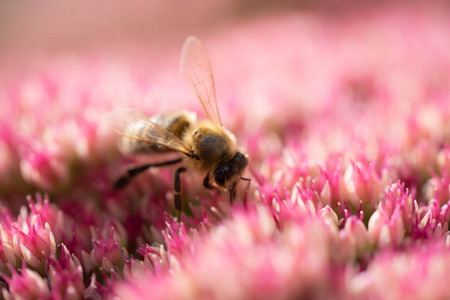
top-left (203, 173), bottom-right (215, 190)
top-left (174, 167), bottom-right (187, 218)
top-left (229, 182), bottom-right (238, 204)
top-left (229, 177), bottom-right (251, 203)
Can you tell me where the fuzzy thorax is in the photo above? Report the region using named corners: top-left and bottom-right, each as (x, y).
top-left (182, 121), bottom-right (237, 172)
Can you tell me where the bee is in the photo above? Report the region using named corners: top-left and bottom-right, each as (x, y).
top-left (102, 36), bottom-right (250, 215)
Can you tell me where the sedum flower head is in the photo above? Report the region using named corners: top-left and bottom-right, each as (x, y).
top-left (116, 206), bottom-right (348, 300)
top-left (0, 3), bottom-right (450, 299)
top-left (2, 265), bottom-right (51, 300)
top-left (14, 214), bottom-right (57, 271)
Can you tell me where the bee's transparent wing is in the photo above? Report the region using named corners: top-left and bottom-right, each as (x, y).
top-left (102, 108), bottom-right (194, 156)
top-left (179, 36), bottom-right (222, 126)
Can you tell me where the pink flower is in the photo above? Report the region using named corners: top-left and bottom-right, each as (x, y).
top-left (47, 245), bottom-right (85, 299)
top-left (82, 222), bottom-right (128, 273)
top-left (424, 159), bottom-right (450, 206)
top-left (343, 216), bottom-right (372, 257)
top-left (27, 193), bottom-right (68, 243)
top-left (0, 242), bottom-right (17, 273)
top-left (115, 206), bottom-right (347, 300)
top-left (350, 244), bottom-right (450, 300)
top-left (0, 124), bottom-right (22, 189)
top-left (14, 214), bottom-right (57, 271)
top-left (0, 3), bottom-right (450, 299)
top-left (2, 266), bottom-right (51, 300)
top-left (19, 142), bottom-right (70, 191)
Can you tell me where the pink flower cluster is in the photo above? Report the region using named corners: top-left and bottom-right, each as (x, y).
top-left (0, 3), bottom-right (449, 300)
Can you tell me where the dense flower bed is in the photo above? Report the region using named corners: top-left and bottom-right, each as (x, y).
top-left (0, 5), bottom-right (449, 300)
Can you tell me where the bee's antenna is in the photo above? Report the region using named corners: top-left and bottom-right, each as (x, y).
top-left (240, 177), bottom-right (251, 190)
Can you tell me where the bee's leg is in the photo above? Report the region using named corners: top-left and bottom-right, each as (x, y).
top-left (240, 177), bottom-right (251, 189)
top-left (114, 158), bottom-right (183, 189)
top-left (174, 167), bottom-right (187, 218)
top-left (229, 182), bottom-right (238, 204)
top-left (203, 173), bottom-right (215, 190)
top-left (229, 177), bottom-right (251, 203)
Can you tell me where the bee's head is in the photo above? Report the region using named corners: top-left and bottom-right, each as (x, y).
top-left (214, 152), bottom-right (248, 190)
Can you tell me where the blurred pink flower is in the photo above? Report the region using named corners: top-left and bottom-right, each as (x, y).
top-left (350, 244), bottom-right (450, 300)
top-left (19, 142), bottom-right (70, 191)
top-left (0, 243), bottom-right (17, 273)
top-left (116, 207), bottom-right (348, 300)
top-left (2, 265), bottom-right (51, 300)
top-left (0, 2), bottom-right (449, 299)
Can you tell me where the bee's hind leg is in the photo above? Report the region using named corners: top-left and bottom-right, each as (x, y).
top-left (114, 158), bottom-right (183, 189)
top-left (174, 167), bottom-right (187, 219)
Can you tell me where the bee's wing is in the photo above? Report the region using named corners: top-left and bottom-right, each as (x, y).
top-left (179, 36), bottom-right (222, 126)
top-left (102, 108), bottom-right (194, 156)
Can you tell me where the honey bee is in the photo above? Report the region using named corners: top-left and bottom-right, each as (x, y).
top-left (102, 36), bottom-right (250, 214)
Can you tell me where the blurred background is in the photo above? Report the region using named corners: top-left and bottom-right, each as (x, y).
top-left (0, 1), bottom-right (374, 57)
top-left (2, 0), bottom-right (447, 78)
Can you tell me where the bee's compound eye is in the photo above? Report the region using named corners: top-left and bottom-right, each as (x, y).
top-left (214, 165), bottom-right (229, 187)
